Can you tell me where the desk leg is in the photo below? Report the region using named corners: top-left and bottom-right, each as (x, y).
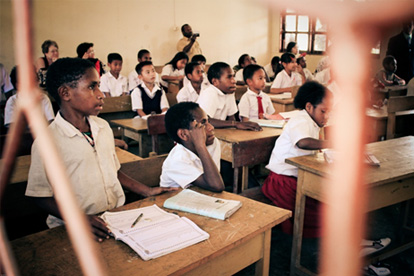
top-left (241, 166), bottom-right (249, 192)
top-left (233, 167), bottom-right (239, 194)
top-left (290, 170), bottom-right (306, 276)
top-left (255, 229), bottom-right (271, 276)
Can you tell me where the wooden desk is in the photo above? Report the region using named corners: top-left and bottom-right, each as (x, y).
top-left (215, 127), bottom-right (283, 193)
top-left (287, 137), bottom-right (414, 276)
top-left (366, 106), bottom-right (414, 142)
top-left (11, 188), bottom-right (292, 276)
top-left (0, 148), bottom-right (141, 185)
top-left (270, 97), bottom-right (295, 114)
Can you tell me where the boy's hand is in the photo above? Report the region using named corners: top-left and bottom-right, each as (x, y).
top-left (114, 138), bottom-right (128, 150)
top-left (145, 187), bottom-right (179, 197)
top-left (87, 215), bottom-right (111, 242)
top-left (235, 121), bottom-right (262, 131)
top-left (188, 121), bottom-right (207, 149)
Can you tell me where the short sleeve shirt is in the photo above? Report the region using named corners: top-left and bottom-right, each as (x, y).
top-left (99, 72), bottom-right (128, 97)
top-left (238, 89), bottom-right (275, 119)
top-left (271, 70), bottom-right (302, 89)
top-left (197, 85), bottom-right (238, 120)
top-left (130, 83), bottom-right (169, 112)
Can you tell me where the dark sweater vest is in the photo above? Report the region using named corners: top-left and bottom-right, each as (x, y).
top-left (138, 84), bottom-right (162, 114)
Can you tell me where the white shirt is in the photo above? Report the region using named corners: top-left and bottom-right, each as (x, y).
top-left (315, 68), bottom-right (331, 85)
top-left (176, 82), bottom-right (200, 103)
top-left (0, 63), bottom-right (13, 93)
top-left (160, 138), bottom-right (221, 189)
top-left (238, 89), bottom-right (275, 119)
top-left (235, 68), bottom-right (244, 83)
top-left (99, 72), bottom-right (128, 97)
top-left (271, 70), bottom-right (302, 89)
top-left (183, 73), bottom-right (210, 90)
top-left (266, 110), bottom-right (320, 177)
top-left (4, 94), bottom-right (55, 126)
top-left (128, 69), bottom-right (161, 92)
top-left (303, 68), bottom-right (314, 81)
top-left (197, 85), bottom-right (238, 120)
top-left (130, 83), bottom-right (169, 112)
top-left (160, 64), bottom-right (184, 88)
top-left (26, 113), bottom-right (125, 228)
top-left (264, 63), bottom-right (276, 80)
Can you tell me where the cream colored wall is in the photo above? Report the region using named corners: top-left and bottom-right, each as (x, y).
top-left (1, 0), bottom-right (281, 76)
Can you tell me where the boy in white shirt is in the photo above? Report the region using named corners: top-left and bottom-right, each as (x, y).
top-left (238, 64), bottom-right (275, 121)
top-left (235, 54), bottom-right (253, 85)
top-left (183, 54), bottom-right (210, 89)
top-left (128, 49), bottom-right (160, 92)
top-left (177, 62), bottom-right (203, 103)
top-left (197, 62), bottom-right (261, 131)
top-left (131, 61), bottom-right (169, 118)
top-left (160, 102), bottom-right (224, 192)
top-left (99, 53), bottom-right (128, 97)
top-left (270, 53), bottom-right (305, 94)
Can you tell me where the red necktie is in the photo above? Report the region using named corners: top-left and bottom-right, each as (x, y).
top-left (257, 96), bottom-right (264, 119)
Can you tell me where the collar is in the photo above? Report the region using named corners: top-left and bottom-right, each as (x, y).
top-left (141, 82), bottom-right (161, 94)
top-left (246, 88), bottom-right (264, 97)
top-left (54, 112), bottom-right (104, 138)
top-left (299, 109), bottom-right (319, 129)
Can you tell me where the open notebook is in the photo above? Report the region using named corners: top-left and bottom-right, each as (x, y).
top-left (250, 118), bottom-right (285, 128)
top-left (163, 189), bottom-right (242, 220)
top-left (101, 204), bottom-right (209, 260)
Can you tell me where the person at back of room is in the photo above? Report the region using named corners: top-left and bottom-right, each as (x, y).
top-left (183, 54), bottom-right (210, 89)
top-left (375, 55), bottom-right (406, 87)
top-left (76, 42), bottom-right (105, 77)
top-left (160, 52), bottom-right (188, 89)
top-left (270, 52), bottom-right (305, 94)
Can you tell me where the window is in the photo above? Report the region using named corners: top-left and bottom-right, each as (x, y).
top-left (280, 10), bottom-right (328, 54)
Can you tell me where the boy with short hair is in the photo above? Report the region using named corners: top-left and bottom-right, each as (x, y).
top-left (183, 54), bottom-right (210, 89)
top-left (196, 62), bottom-right (261, 130)
top-left (99, 53), bottom-right (128, 97)
top-left (375, 55), bottom-right (406, 86)
top-left (160, 102), bottom-right (224, 192)
top-left (128, 49), bottom-right (161, 92)
top-left (177, 62), bottom-right (204, 103)
top-left (238, 64), bottom-right (275, 121)
top-left (297, 55), bottom-right (314, 81)
top-left (131, 61), bottom-right (169, 118)
top-left (26, 58), bottom-right (175, 241)
top-left (235, 54), bottom-right (253, 85)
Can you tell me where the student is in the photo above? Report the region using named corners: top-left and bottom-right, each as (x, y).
top-left (197, 62), bottom-right (261, 130)
top-left (76, 42), bottom-right (104, 76)
top-left (375, 55), bottom-right (406, 87)
top-left (264, 56), bottom-right (282, 82)
top-left (160, 52), bottom-right (188, 88)
top-left (183, 54), bottom-right (210, 89)
top-left (286, 41), bottom-right (299, 55)
top-left (25, 58), bottom-right (175, 241)
top-left (4, 66), bottom-right (55, 127)
top-left (297, 55), bottom-right (314, 81)
top-left (131, 61), bottom-right (169, 118)
top-left (177, 62), bottom-right (203, 103)
top-left (160, 102), bottom-right (224, 192)
top-left (128, 49), bottom-right (160, 92)
top-left (238, 64), bottom-right (275, 121)
top-left (270, 53), bottom-right (305, 94)
top-left (262, 81), bottom-right (332, 238)
top-left (99, 53), bottom-right (128, 97)
top-left (235, 54), bottom-right (253, 85)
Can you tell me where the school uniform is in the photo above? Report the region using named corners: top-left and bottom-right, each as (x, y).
top-left (263, 63), bottom-right (276, 80)
top-left (160, 138), bottom-right (221, 189)
top-left (131, 83), bottom-right (169, 115)
top-left (176, 82), bottom-right (200, 103)
top-left (235, 68), bottom-right (244, 83)
top-left (262, 110), bottom-right (321, 238)
top-left (128, 70), bottom-right (161, 92)
top-left (271, 70), bottom-right (302, 89)
top-left (182, 73), bottom-right (210, 90)
top-left (160, 64), bottom-right (184, 88)
top-left (238, 89), bottom-right (275, 120)
top-left (197, 85), bottom-right (238, 120)
top-left (99, 71), bottom-right (128, 97)
top-left (4, 93), bottom-right (54, 126)
top-left (26, 112), bottom-right (125, 228)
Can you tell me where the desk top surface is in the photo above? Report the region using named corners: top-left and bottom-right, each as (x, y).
top-left (366, 106), bottom-right (414, 119)
top-left (11, 188), bottom-right (291, 276)
top-left (286, 136), bottom-right (414, 187)
top-left (215, 127), bottom-right (283, 143)
top-left (111, 117), bottom-right (147, 132)
top-left (270, 97), bottom-right (294, 104)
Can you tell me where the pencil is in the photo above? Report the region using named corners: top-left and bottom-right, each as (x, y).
top-left (131, 213), bottom-right (143, 228)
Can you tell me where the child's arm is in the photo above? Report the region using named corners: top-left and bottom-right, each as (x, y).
top-left (296, 137), bottom-right (330, 150)
top-left (161, 75), bottom-right (184, 82)
top-left (136, 109), bottom-right (147, 117)
top-left (241, 116), bottom-right (250, 122)
top-left (161, 107), bottom-right (168, 113)
top-left (209, 117), bottom-right (262, 131)
top-left (380, 71), bottom-right (394, 86)
top-left (187, 122), bottom-right (224, 192)
top-left (118, 170), bottom-right (178, 197)
top-left (394, 74), bottom-right (406, 85)
top-left (28, 196), bottom-right (111, 242)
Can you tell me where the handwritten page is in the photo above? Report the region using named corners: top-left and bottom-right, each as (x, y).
top-left (163, 189), bottom-right (242, 220)
top-left (101, 204), bottom-right (209, 260)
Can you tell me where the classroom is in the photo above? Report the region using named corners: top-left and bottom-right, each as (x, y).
top-left (1, 0), bottom-right (414, 275)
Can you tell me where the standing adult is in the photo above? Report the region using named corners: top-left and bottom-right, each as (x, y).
top-left (386, 19), bottom-right (414, 83)
top-left (176, 24), bottom-right (202, 60)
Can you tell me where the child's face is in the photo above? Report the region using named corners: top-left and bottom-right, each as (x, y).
top-left (246, 69), bottom-right (266, 93)
top-left (299, 58), bottom-right (307, 68)
top-left (108, 60), bottom-right (123, 75)
top-left (212, 67), bottom-right (236, 94)
top-left (306, 96), bottom-right (332, 128)
top-left (191, 107), bottom-right (215, 146)
top-left (139, 65), bottom-right (157, 84)
top-left (85, 47), bottom-right (95, 59)
top-left (197, 61), bottom-right (206, 71)
top-left (64, 67), bottom-right (104, 116)
top-left (138, 53), bottom-right (152, 63)
top-left (384, 59), bottom-right (397, 73)
top-left (45, 45), bottom-right (59, 61)
top-left (242, 56), bottom-right (253, 68)
top-left (176, 59), bottom-right (188, 70)
top-left (188, 65), bottom-right (204, 84)
top-left (283, 59), bottom-right (297, 74)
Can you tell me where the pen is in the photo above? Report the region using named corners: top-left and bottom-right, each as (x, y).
top-left (131, 213), bottom-right (143, 228)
